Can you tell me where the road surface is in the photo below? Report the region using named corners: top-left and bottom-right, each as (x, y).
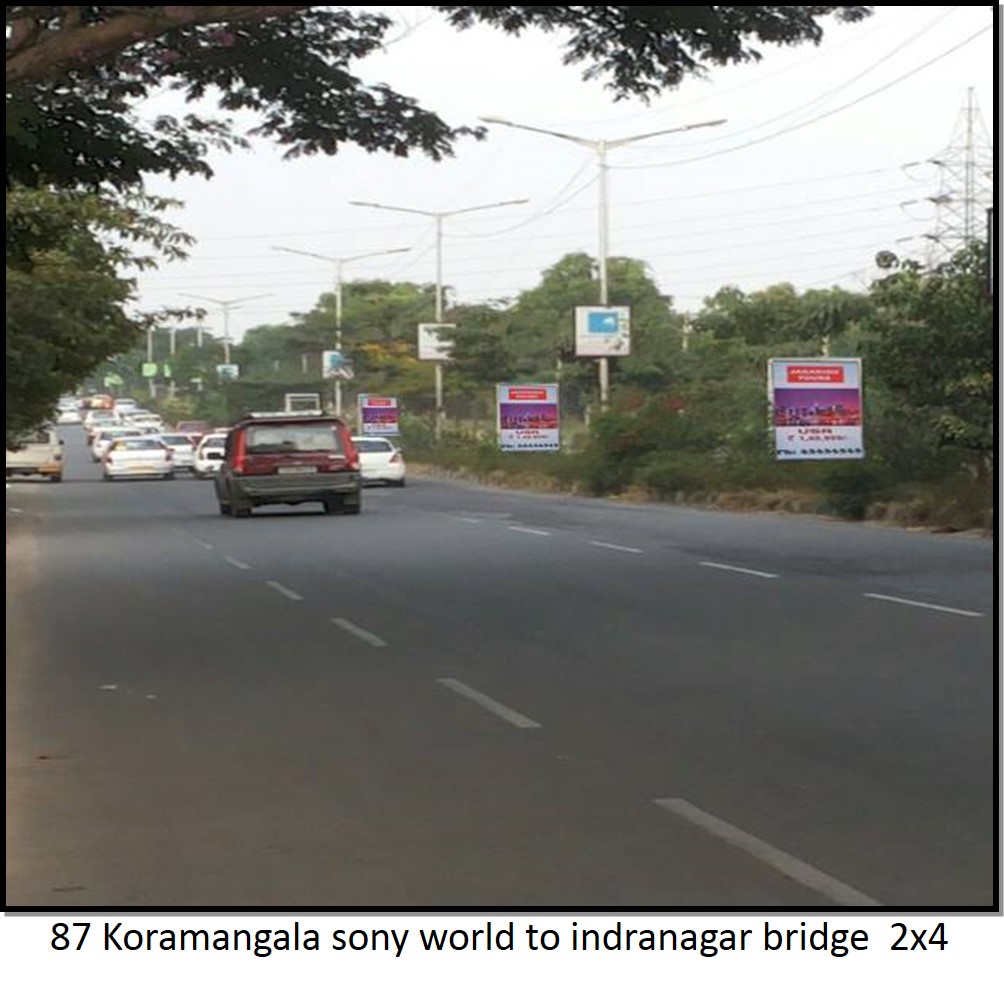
top-left (6, 427), bottom-right (995, 908)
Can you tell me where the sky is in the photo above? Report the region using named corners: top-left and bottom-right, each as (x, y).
top-left (133, 5), bottom-right (996, 344)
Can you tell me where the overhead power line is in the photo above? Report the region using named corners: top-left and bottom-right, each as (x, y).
top-left (612, 24), bottom-right (992, 171)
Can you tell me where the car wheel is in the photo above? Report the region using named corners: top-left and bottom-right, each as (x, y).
top-left (102, 474), bottom-right (113, 482)
top-left (218, 502), bottom-right (232, 516)
top-left (232, 505), bottom-right (252, 518)
top-left (50, 474), bottom-right (63, 483)
top-left (393, 478), bottom-right (406, 488)
top-left (164, 472), bottom-right (176, 480)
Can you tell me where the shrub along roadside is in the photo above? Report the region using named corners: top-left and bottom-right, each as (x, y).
top-left (404, 436), bottom-right (990, 533)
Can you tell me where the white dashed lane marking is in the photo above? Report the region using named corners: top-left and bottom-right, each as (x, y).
top-left (700, 561), bottom-right (779, 580)
top-left (862, 593), bottom-right (983, 618)
top-left (655, 798), bottom-right (880, 907)
top-left (507, 526), bottom-right (551, 537)
top-left (331, 618), bottom-right (387, 648)
top-left (589, 540), bottom-right (643, 554)
top-left (266, 581), bottom-right (303, 602)
top-left (437, 678), bottom-right (542, 729)
top-left (224, 556), bottom-right (252, 571)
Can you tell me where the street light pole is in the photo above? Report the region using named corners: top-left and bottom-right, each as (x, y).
top-left (271, 246), bottom-right (410, 416)
top-left (146, 325), bottom-right (155, 399)
top-left (181, 293), bottom-right (273, 367)
top-left (480, 116), bottom-right (725, 410)
top-left (348, 198), bottom-right (528, 440)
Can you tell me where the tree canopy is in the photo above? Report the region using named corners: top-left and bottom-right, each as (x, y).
top-left (7, 5), bottom-right (872, 190)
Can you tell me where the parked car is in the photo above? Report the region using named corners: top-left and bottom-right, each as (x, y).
top-left (6, 427), bottom-right (64, 481)
top-left (55, 406), bottom-right (82, 424)
top-left (101, 437), bottom-right (174, 481)
top-left (157, 433), bottom-right (197, 472)
top-left (192, 433), bottom-right (228, 478)
top-left (352, 436), bottom-right (406, 487)
top-left (214, 413), bottom-right (361, 517)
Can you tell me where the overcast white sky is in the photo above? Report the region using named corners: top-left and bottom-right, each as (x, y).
top-left (134, 5), bottom-right (996, 343)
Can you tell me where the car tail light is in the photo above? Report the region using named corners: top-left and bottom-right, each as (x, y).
top-left (343, 432), bottom-right (359, 470)
top-left (103, 452), bottom-right (113, 464)
top-left (389, 452), bottom-right (402, 463)
top-left (164, 447), bottom-right (174, 461)
top-left (231, 430), bottom-right (246, 474)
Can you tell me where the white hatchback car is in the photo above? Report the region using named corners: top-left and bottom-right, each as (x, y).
top-left (193, 432), bottom-right (228, 478)
top-left (102, 436), bottom-right (174, 481)
top-left (352, 436), bottom-right (406, 487)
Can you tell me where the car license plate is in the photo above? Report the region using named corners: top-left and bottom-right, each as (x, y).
top-left (277, 466), bottom-right (317, 475)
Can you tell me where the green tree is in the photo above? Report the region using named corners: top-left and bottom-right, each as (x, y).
top-left (8, 6), bottom-right (871, 191)
top-left (865, 245), bottom-right (993, 474)
top-left (5, 185), bottom-right (190, 443)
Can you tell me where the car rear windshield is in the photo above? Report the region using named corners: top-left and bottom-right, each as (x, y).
top-left (245, 424), bottom-right (342, 454)
top-left (353, 439), bottom-right (394, 453)
top-left (160, 435), bottom-right (193, 446)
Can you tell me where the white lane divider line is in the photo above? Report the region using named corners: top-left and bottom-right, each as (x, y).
top-left (700, 561), bottom-right (779, 580)
top-left (508, 525), bottom-right (551, 537)
top-left (437, 678), bottom-right (542, 730)
top-left (224, 556), bottom-right (252, 571)
top-left (456, 517), bottom-right (483, 524)
top-left (192, 537), bottom-right (214, 550)
top-left (266, 580), bottom-right (303, 602)
top-left (331, 617), bottom-right (387, 648)
top-left (862, 593), bottom-right (984, 618)
top-left (590, 540), bottom-right (643, 554)
top-left (654, 798), bottom-right (880, 907)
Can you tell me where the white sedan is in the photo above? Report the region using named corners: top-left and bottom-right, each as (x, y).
top-left (92, 427), bottom-right (144, 461)
top-left (102, 437), bottom-right (175, 481)
top-left (157, 433), bottom-right (197, 472)
top-left (193, 433), bottom-right (228, 478)
top-left (352, 436), bottom-right (406, 487)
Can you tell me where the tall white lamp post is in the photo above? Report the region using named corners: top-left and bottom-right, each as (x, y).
top-left (349, 197), bottom-right (529, 440)
top-left (271, 246), bottom-right (410, 414)
top-left (480, 115), bottom-right (725, 408)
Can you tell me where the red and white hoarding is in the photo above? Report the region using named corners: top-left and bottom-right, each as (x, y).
top-left (768, 358), bottom-right (864, 460)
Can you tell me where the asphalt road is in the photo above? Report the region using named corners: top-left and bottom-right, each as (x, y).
top-left (6, 427), bottom-right (996, 908)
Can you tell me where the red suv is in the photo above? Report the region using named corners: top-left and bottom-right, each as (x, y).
top-left (213, 413), bottom-right (361, 517)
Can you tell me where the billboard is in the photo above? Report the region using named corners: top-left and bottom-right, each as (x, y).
top-left (417, 323), bottom-right (455, 361)
top-left (215, 363), bottom-right (239, 381)
top-left (768, 358), bottom-right (864, 460)
top-left (358, 394), bottom-right (400, 436)
top-left (496, 384), bottom-right (560, 452)
top-left (574, 306), bottom-right (631, 357)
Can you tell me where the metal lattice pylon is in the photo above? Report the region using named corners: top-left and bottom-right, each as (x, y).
top-left (924, 87), bottom-right (995, 265)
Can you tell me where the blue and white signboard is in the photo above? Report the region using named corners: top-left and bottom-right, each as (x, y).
top-left (322, 350), bottom-right (354, 380)
top-left (215, 363), bottom-right (240, 380)
top-left (417, 323), bottom-right (455, 361)
top-left (574, 306), bottom-right (631, 357)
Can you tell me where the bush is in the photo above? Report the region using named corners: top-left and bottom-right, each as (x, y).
top-left (819, 461), bottom-right (893, 519)
top-left (635, 452), bottom-right (714, 496)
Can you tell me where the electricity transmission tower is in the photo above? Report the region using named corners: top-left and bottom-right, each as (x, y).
top-left (924, 87), bottom-right (995, 264)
